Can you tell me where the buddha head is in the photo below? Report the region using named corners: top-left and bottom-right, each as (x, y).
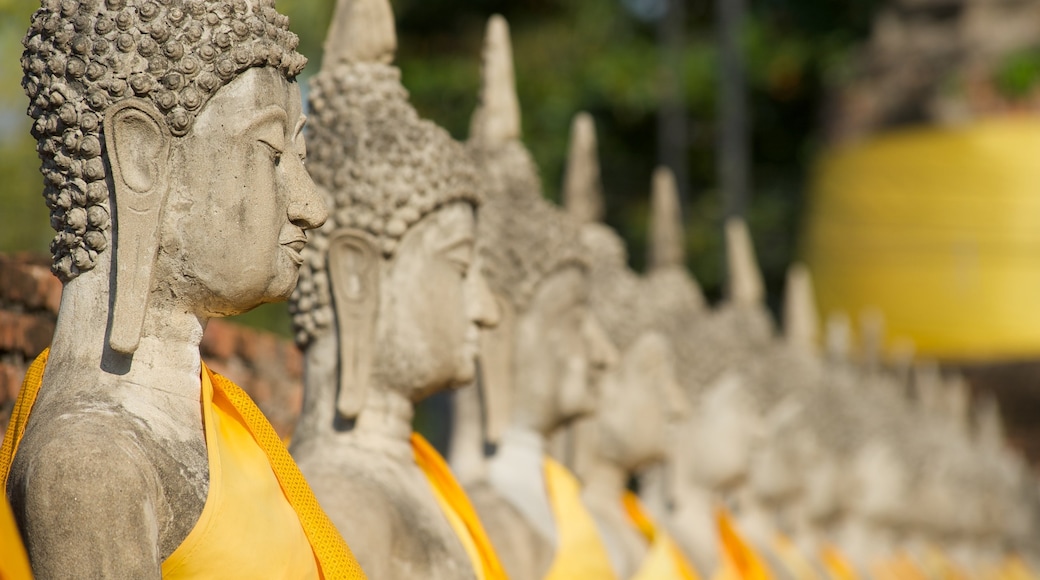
top-left (676, 372), bottom-right (762, 492)
top-left (289, 0), bottom-right (498, 426)
top-left (563, 113), bottom-right (687, 472)
top-left (467, 16), bottom-right (615, 440)
top-left (23, 0), bottom-right (319, 353)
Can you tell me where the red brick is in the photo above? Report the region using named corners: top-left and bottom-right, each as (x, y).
top-left (238, 329), bottom-right (277, 366)
top-left (282, 343), bottom-right (303, 380)
top-left (0, 362), bottom-right (26, 404)
top-left (0, 255), bottom-right (62, 314)
top-left (201, 319), bottom-right (238, 362)
top-left (0, 310), bottom-right (54, 357)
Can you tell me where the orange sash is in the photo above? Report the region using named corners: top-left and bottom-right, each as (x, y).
top-left (411, 432), bottom-right (508, 580)
top-left (622, 491), bottom-right (701, 580)
top-left (819, 544), bottom-right (858, 580)
top-left (713, 508), bottom-right (773, 580)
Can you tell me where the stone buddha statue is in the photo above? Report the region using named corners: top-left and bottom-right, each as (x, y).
top-left (561, 112), bottom-right (695, 580)
top-left (1, 0), bottom-right (366, 577)
top-left (460, 15), bottom-right (619, 580)
top-left (286, 1), bottom-right (503, 579)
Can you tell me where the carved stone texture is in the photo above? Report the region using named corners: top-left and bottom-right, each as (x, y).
top-left (22, 0), bottom-right (305, 281)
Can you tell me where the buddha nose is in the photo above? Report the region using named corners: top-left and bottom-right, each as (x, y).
top-left (583, 313), bottom-right (618, 371)
top-left (467, 264), bottom-right (501, 330)
top-left (287, 160), bottom-right (327, 230)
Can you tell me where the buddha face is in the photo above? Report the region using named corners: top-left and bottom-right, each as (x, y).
top-left (679, 373), bottom-right (761, 491)
top-left (510, 266), bottom-right (616, 435)
top-left (157, 67), bottom-right (325, 317)
top-left (597, 332), bottom-right (685, 470)
top-left (800, 445), bottom-right (844, 524)
top-left (373, 202), bottom-right (499, 401)
top-left (850, 442), bottom-right (907, 524)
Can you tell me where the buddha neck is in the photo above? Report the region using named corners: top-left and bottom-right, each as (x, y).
top-left (488, 424), bottom-right (558, 543)
top-left (349, 385), bottom-right (415, 461)
top-left (735, 486), bottom-right (776, 547)
top-left (43, 262), bottom-right (203, 404)
top-left (673, 480), bottom-right (714, 521)
top-left (294, 331), bottom-right (415, 462)
top-left (582, 454), bottom-right (629, 508)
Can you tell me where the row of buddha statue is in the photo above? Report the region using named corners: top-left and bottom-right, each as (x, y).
top-left (0, 0), bottom-right (1036, 578)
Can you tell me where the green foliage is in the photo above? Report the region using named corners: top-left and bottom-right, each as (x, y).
top-left (0, 0), bottom-right (881, 329)
top-left (994, 48), bottom-right (1040, 100)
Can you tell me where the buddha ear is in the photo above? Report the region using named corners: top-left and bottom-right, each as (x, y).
top-left (327, 228), bottom-right (380, 420)
top-left (481, 292), bottom-right (514, 444)
top-left (103, 98), bottom-right (172, 354)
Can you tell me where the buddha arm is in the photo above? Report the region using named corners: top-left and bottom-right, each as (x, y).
top-left (8, 429), bottom-right (164, 579)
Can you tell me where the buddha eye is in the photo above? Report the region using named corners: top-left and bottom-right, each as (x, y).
top-left (260, 140), bottom-right (282, 166)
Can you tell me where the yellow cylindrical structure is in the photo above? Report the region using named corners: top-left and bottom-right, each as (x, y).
top-left (805, 117), bottom-right (1040, 361)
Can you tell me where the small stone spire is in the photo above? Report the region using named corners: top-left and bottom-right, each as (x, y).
top-left (563, 113), bottom-right (603, 224)
top-left (469, 15), bottom-right (521, 145)
top-left (913, 360), bottom-right (943, 413)
top-left (945, 374), bottom-right (971, 433)
top-left (648, 166), bottom-right (685, 271)
top-left (724, 217), bottom-right (764, 306)
top-left (859, 308), bottom-right (885, 373)
top-left (977, 393), bottom-right (1006, 450)
top-left (825, 311), bottom-right (852, 364)
top-left (783, 262), bottom-right (818, 352)
top-left (322, 0), bottom-right (397, 69)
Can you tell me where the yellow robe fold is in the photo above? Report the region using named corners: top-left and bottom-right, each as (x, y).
top-left (411, 432), bottom-right (509, 580)
top-left (713, 508), bottom-right (773, 580)
top-left (0, 349), bottom-right (366, 580)
top-left (772, 534), bottom-right (822, 580)
top-left (623, 490), bottom-right (701, 580)
top-left (1, 493), bottom-right (31, 580)
top-left (819, 543), bottom-right (858, 580)
top-left (543, 457), bottom-right (618, 580)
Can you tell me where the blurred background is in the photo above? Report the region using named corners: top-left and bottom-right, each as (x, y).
top-left (6, 0), bottom-right (1040, 460)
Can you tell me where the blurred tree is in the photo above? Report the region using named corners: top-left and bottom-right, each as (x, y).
top-left (0, 0), bottom-right (883, 331)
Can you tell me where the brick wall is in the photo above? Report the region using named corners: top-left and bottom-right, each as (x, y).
top-left (0, 253), bottom-right (304, 443)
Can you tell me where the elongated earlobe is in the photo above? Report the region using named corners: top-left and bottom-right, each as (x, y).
top-left (327, 229), bottom-right (380, 419)
top-left (481, 293), bottom-right (514, 443)
top-left (103, 98), bottom-right (172, 354)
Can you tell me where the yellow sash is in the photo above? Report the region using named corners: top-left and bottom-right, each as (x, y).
top-left (543, 457), bottom-right (618, 580)
top-left (993, 556), bottom-right (1040, 580)
top-left (819, 544), bottom-right (858, 580)
top-left (772, 534), bottom-right (822, 580)
top-left (919, 547), bottom-right (968, 580)
top-left (0, 349), bottom-right (366, 580)
top-left (411, 432), bottom-right (508, 580)
top-left (623, 490), bottom-right (701, 580)
top-left (713, 508), bottom-right (773, 580)
top-left (1, 493), bottom-right (31, 580)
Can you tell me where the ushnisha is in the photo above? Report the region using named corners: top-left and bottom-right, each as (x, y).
top-left (1, 0), bottom-right (365, 577)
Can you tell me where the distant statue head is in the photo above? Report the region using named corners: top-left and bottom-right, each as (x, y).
top-left (675, 372), bottom-right (761, 492)
top-left (467, 16), bottom-right (615, 439)
top-left (290, 0), bottom-right (497, 423)
top-left (23, 0), bottom-right (320, 353)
